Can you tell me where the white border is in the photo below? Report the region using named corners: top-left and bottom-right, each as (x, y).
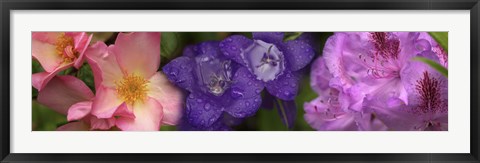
top-left (11, 10), bottom-right (470, 153)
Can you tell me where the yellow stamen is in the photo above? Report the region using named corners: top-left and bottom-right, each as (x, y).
top-left (55, 33), bottom-right (76, 63)
top-left (115, 74), bottom-right (149, 104)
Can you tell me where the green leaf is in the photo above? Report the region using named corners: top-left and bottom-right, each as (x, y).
top-left (283, 32), bottom-right (303, 41)
top-left (32, 100), bottom-right (67, 131)
top-left (160, 32), bottom-right (180, 60)
top-left (413, 56), bottom-right (448, 77)
top-left (428, 32), bottom-right (448, 53)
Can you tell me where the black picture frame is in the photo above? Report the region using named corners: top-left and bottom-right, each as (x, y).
top-left (1, 0), bottom-right (479, 162)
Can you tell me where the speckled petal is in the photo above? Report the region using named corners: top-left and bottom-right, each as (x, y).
top-left (185, 93), bottom-right (224, 128)
top-left (265, 71), bottom-right (300, 101)
top-left (253, 32), bottom-right (284, 45)
top-left (162, 56), bottom-right (196, 92)
top-left (282, 40), bottom-right (315, 71)
top-left (219, 35), bottom-right (253, 66)
top-left (224, 67), bottom-right (263, 118)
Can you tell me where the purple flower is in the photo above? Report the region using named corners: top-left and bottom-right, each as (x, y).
top-left (219, 32), bottom-right (315, 100)
top-left (366, 51), bottom-right (448, 130)
top-left (320, 32), bottom-right (447, 131)
top-left (163, 41), bottom-right (263, 129)
top-left (304, 57), bottom-right (387, 131)
top-left (322, 32), bottom-right (430, 111)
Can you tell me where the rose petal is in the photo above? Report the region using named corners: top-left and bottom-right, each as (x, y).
top-left (116, 97), bottom-right (164, 131)
top-left (32, 38), bottom-right (63, 72)
top-left (147, 72), bottom-right (185, 125)
top-left (85, 42), bottom-right (124, 89)
top-left (112, 32), bottom-right (160, 79)
top-left (57, 121), bottom-right (90, 131)
top-left (67, 101), bottom-right (92, 121)
top-left (90, 116), bottom-right (116, 130)
top-left (90, 86), bottom-right (123, 118)
top-left (37, 76), bottom-right (94, 115)
top-left (32, 62), bottom-right (73, 91)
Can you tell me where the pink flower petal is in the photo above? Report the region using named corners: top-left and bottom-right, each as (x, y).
top-left (113, 102), bottom-right (136, 119)
top-left (56, 121), bottom-right (90, 131)
top-left (90, 116), bottom-right (116, 130)
top-left (112, 32), bottom-right (160, 79)
top-left (147, 72), bottom-right (184, 125)
top-left (32, 32), bottom-right (60, 44)
top-left (71, 33), bottom-right (93, 69)
top-left (116, 97), bottom-right (164, 131)
top-left (32, 62), bottom-right (73, 91)
top-left (37, 76), bottom-right (94, 115)
top-left (67, 101), bottom-right (92, 121)
top-left (85, 42), bottom-right (124, 89)
top-left (91, 86), bottom-right (123, 118)
top-left (32, 38), bottom-right (63, 72)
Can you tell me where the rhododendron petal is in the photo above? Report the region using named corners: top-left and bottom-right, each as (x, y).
top-left (147, 72), bottom-right (184, 125)
top-left (91, 86), bottom-right (123, 119)
top-left (113, 32), bottom-right (160, 78)
top-left (116, 98), bottom-right (164, 131)
top-left (57, 121), bottom-right (90, 131)
top-left (37, 76), bottom-right (94, 115)
top-left (85, 42), bottom-right (124, 88)
top-left (32, 39), bottom-right (62, 72)
top-left (67, 101), bottom-right (92, 121)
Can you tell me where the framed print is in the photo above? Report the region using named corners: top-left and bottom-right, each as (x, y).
top-left (1, 0), bottom-right (479, 162)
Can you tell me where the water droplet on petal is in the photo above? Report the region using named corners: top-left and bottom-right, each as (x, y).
top-left (204, 103), bottom-right (211, 111)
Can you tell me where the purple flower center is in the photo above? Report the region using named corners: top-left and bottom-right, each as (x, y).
top-left (194, 54), bottom-right (233, 96)
top-left (241, 40), bottom-right (285, 82)
top-left (414, 71), bottom-right (443, 114)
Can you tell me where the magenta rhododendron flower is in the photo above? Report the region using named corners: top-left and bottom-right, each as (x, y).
top-left (37, 76), bottom-right (115, 131)
top-left (365, 51), bottom-right (448, 130)
top-left (304, 57), bottom-right (387, 131)
top-left (85, 32), bottom-right (184, 131)
top-left (32, 32), bottom-right (93, 90)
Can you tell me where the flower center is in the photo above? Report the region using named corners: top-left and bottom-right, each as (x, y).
top-left (241, 40), bottom-right (285, 82)
top-left (194, 54), bottom-right (232, 96)
top-left (55, 33), bottom-right (77, 63)
top-left (415, 71), bottom-right (443, 114)
top-left (115, 74), bottom-right (149, 104)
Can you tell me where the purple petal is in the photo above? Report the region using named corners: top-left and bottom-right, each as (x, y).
top-left (310, 57), bottom-right (333, 93)
top-left (162, 56), bottom-right (195, 92)
top-left (224, 67), bottom-right (264, 118)
top-left (364, 95), bottom-right (419, 130)
top-left (178, 112), bottom-right (231, 131)
top-left (282, 40), bottom-right (315, 71)
top-left (266, 71), bottom-right (300, 100)
top-left (185, 93), bottom-right (224, 128)
top-left (253, 32), bottom-right (284, 45)
top-left (182, 45), bottom-right (197, 57)
top-left (274, 99), bottom-right (297, 129)
top-left (219, 35), bottom-right (253, 66)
